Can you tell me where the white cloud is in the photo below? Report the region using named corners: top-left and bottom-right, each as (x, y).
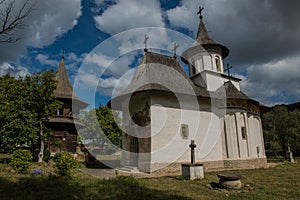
top-left (94, 0), bottom-right (165, 35)
top-left (0, 0), bottom-right (82, 63)
top-left (85, 53), bottom-right (114, 74)
top-left (36, 52), bottom-right (87, 74)
top-left (240, 55), bottom-right (300, 106)
top-left (28, 0), bottom-right (82, 48)
top-left (65, 53), bottom-right (87, 72)
top-left (76, 73), bottom-right (99, 89)
top-left (0, 62), bottom-right (30, 78)
top-left (77, 52), bottom-right (137, 96)
top-left (167, 0), bottom-right (199, 36)
top-left (96, 68), bottom-right (135, 97)
top-left (166, 0), bottom-right (225, 38)
top-left (36, 54), bottom-right (58, 67)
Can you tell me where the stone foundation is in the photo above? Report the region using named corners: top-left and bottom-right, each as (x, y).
top-left (150, 157), bottom-right (267, 174)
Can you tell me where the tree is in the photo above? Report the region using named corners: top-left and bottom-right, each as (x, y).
top-left (79, 106), bottom-right (122, 150)
top-left (0, 74), bottom-right (39, 152)
top-left (0, 71), bottom-right (62, 158)
top-left (262, 106), bottom-right (300, 157)
top-left (79, 109), bottom-right (106, 148)
top-left (96, 105), bottom-right (122, 147)
top-left (0, 0), bottom-right (35, 43)
top-left (25, 71), bottom-right (62, 162)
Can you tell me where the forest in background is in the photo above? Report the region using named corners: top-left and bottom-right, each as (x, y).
top-left (261, 103), bottom-right (300, 157)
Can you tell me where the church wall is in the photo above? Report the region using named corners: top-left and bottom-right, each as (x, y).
top-left (149, 95), bottom-right (224, 172)
top-left (220, 118), bottom-right (229, 159)
top-left (248, 115), bottom-right (266, 158)
top-left (235, 112), bottom-right (249, 158)
top-left (206, 72), bottom-right (225, 91)
top-left (224, 110), bottom-right (266, 160)
top-left (203, 55), bottom-right (213, 71)
top-left (224, 114), bottom-right (240, 159)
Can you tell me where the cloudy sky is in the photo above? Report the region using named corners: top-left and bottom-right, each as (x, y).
top-left (0, 0), bottom-right (299, 107)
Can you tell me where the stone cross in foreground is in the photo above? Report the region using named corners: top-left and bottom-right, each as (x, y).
top-left (287, 143), bottom-right (295, 163)
top-left (189, 140), bottom-right (197, 165)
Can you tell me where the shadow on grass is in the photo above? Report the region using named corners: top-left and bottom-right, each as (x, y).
top-left (0, 175), bottom-right (191, 200)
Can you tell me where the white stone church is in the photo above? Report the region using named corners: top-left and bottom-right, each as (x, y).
top-left (111, 12), bottom-right (267, 173)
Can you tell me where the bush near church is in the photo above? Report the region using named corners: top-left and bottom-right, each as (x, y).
top-left (10, 149), bottom-right (33, 173)
top-left (53, 152), bottom-right (77, 177)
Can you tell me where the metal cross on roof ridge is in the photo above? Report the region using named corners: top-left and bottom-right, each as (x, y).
top-left (224, 64), bottom-right (233, 80)
top-left (144, 34), bottom-right (149, 52)
top-left (172, 42), bottom-right (179, 58)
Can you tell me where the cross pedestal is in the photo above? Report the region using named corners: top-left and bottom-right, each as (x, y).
top-left (181, 140), bottom-right (204, 180)
top-left (182, 163), bottom-right (204, 180)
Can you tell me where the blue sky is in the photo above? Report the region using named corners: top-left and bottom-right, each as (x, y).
top-left (0, 0), bottom-right (300, 108)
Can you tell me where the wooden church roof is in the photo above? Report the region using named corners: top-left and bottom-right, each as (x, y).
top-left (214, 81), bottom-right (250, 100)
top-left (115, 51), bottom-right (210, 98)
top-left (54, 58), bottom-right (74, 99)
top-left (54, 56), bottom-right (88, 108)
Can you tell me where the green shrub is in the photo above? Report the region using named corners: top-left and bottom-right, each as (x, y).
top-left (10, 149), bottom-right (33, 173)
top-left (43, 149), bottom-right (51, 163)
top-left (53, 152), bottom-right (77, 177)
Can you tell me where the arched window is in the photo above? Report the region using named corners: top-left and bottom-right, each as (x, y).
top-left (215, 56), bottom-right (221, 72)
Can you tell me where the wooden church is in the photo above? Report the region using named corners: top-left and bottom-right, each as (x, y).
top-left (46, 55), bottom-right (88, 154)
top-left (111, 11), bottom-right (267, 173)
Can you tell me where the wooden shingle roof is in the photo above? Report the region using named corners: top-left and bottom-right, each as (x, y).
top-left (115, 51), bottom-right (210, 98)
top-left (214, 81), bottom-right (250, 100)
top-left (54, 57), bottom-right (88, 108)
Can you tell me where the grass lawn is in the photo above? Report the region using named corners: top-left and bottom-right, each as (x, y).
top-left (0, 160), bottom-right (299, 200)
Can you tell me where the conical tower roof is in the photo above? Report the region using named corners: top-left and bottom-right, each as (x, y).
top-left (195, 16), bottom-right (229, 58)
top-left (195, 16), bottom-right (219, 46)
top-left (182, 14), bottom-right (229, 62)
top-left (54, 57), bottom-right (74, 99)
top-left (54, 56), bottom-right (88, 108)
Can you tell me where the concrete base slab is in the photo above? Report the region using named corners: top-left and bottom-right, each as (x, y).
top-left (181, 164), bottom-right (204, 180)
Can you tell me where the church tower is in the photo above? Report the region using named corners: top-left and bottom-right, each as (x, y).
top-left (47, 53), bottom-right (88, 154)
top-left (182, 8), bottom-right (237, 91)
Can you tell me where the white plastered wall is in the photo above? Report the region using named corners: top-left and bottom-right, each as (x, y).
top-left (248, 115), bottom-right (266, 158)
top-left (150, 97), bottom-right (224, 167)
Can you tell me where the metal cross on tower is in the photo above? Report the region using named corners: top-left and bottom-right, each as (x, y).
top-left (144, 34), bottom-right (149, 52)
top-left (172, 42), bottom-right (179, 58)
top-left (224, 64), bottom-right (233, 80)
top-left (61, 48), bottom-right (65, 59)
top-left (197, 6), bottom-right (204, 19)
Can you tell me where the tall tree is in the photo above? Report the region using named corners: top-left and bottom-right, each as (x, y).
top-left (96, 105), bottom-right (122, 148)
top-left (0, 71), bottom-right (62, 157)
top-left (25, 71), bottom-right (62, 162)
top-left (0, 0), bottom-right (35, 43)
top-left (79, 106), bottom-right (122, 150)
top-left (0, 75), bottom-right (38, 152)
top-left (262, 106), bottom-right (300, 157)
